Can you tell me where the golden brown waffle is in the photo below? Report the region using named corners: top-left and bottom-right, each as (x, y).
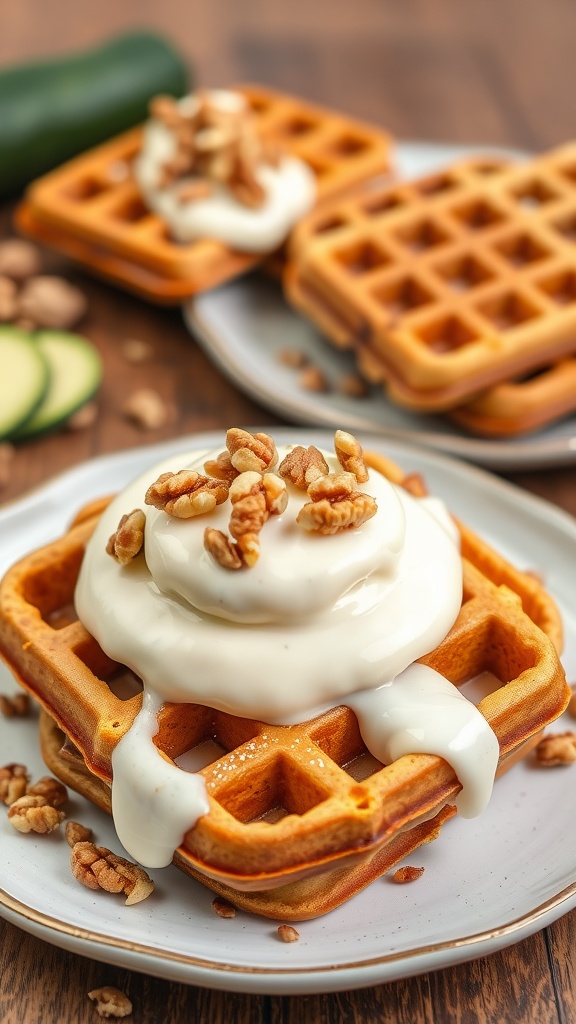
top-left (0, 457), bottom-right (568, 919)
top-left (16, 86), bottom-right (392, 303)
top-left (449, 356), bottom-right (576, 437)
top-left (285, 145), bottom-right (576, 411)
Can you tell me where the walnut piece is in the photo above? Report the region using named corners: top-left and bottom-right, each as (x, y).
top-left (122, 388), bottom-right (169, 430)
top-left (297, 471), bottom-right (377, 534)
top-left (278, 347), bottom-right (309, 369)
top-left (18, 275), bottom-right (87, 329)
top-left (87, 986), bottom-right (133, 1019)
top-left (203, 449), bottom-right (238, 485)
top-left (204, 528), bottom-right (243, 570)
top-left (402, 473), bottom-right (428, 498)
top-left (67, 401), bottom-right (99, 431)
top-left (338, 372), bottom-right (369, 398)
top-left (298, 365), bottom-right (329, 393)
top-left (106, 509), bottom-right (145, 565)
top-left (71, 841), bottom-right (154, 904)
top-left (278, 445), bottom-right (329, 490)
top-left (212, 896), bottom-right (237, 918)
top-left (392, 865), bottom-right (425, 884)
top-left (8, 794), bottom-right (65, 833)
top-left (0, 692), bottom-right (30, 717)
top-left (145, 470), bottom-right (228, 518)
top-left (277, 924), bottom-right (300, 942)
top-left (334, 429), bottom-right (369, 483)
top-left (228, 470), bottom-right (287, 567)
top-left (568, 690), bottom-right (576, 719)
top-left (535, 731), bottom-right (576, 766)
top-left (0, 239), bottom-right (42, 281)
top-left (226, 428), bottom-right (277, 473)
top-left (66, 820), bottom-right (93, 847)
top-left (0, 763), bottom-right (30, 805)
top-left (27, 775), bottom-right (68, 807)
top-left (121, 338), bottom-right (153, 364)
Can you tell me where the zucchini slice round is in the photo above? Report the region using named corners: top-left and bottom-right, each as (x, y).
top-left (14, 331), bottom-right (103, 440)
top-left (0, 327), bottom-right (49, 439)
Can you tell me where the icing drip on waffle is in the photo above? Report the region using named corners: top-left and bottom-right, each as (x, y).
top-left (75, 438), bottom-right (499, 868)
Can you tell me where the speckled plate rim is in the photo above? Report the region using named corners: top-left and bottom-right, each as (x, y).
top-left (185, 142), bottom-right (576, 471)
top-left (0, 429), bottom-right (575, 995)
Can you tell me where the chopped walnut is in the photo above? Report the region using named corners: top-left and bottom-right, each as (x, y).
top-left (535, 731), bottom-right (576, 766)
top-left (8, 794), bottom-right (65, 833)
top-left (145, 470), bottom-right (228, 518)
top-left (106, 509), bottom-right (146, 565)
top-left (70, 841), bottom-right (154, 904)
top-left (204, 527), bottom-right (243, 570)
top-left (0, 692), bottom-right (30, 717)
top-left (334, 430), bottom-right (369, 483)
top-left (66, 401), bottom-right (99, 431)
top-left (17, 275), bottom-right (87, 329)
top-left (402, 473), bottom-right (428, 498)
top-left (121, 338), bottom-right (153, 363)
top-left (278, 445), bottom-right (329, 490)
top-left (122, 388), bottom-right (169, 430)
top-left (0, 239), bottom-right (42, 281)
top-left (87, 986), bottom-right (133, 1019)
top-left (0, 763), bottom-right (30, 805)
top-left (27, 775), bottom-right (68, 807)
top-left (338, 372), bottom-right (369, 398)
top-left (0, 442), bottom-right (15, 489)
top-left (298, 365), bottom-right (329, 393)
top-left (226, 428), bottom-right (277, 474)
top-left (177, 178), bottom-right (214, 203)
top-left (212, 896), bottom-right (237, 918)
top-left (278, 347), bottom-right (309, 369)
top-left (228, 470), bottom-right (287, 567)
top-left (277, 924), bottom-right (300, 942)
top-left (392, 865), bottom-right (425, 884)
top-left (66, 820), bottom-right (93, 847)
top-left (204, 449), bottom-right (238, 485)
top-left (297, 472), bottom-right (377, 535)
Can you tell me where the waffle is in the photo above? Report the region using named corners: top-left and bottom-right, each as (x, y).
top-left (15, 86), bottom-right (392, 303)
top-left (0, 454), bottom-right (568, 920)
top-left (449, 356), bottom-right (576, 437)
top-left (285, 145), bottom-right (576, 412)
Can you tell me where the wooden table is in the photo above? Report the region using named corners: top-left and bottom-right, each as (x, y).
top-left (1, 3), bottom-right (576, 1021)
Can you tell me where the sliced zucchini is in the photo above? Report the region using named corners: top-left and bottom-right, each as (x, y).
top-left (0, 326), bottom-right (49, 439)
top-left (14, 331), bottom-right (102, 440)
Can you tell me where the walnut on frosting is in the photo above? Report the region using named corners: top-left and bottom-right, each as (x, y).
top-left (204, 470), bottom-right (287, 569)
top-left (106, 509), bottom-right (146, 564)
top-left (297, 470), bottom-right (377, 535)
top-left (278, 445), bottom-right (329, 490)
top-left (334, 429), bottom-right (369, 483)
top-left (145, 470), bottom-right (229, 518)
top-left (225, 428), bottom-right (277, 474)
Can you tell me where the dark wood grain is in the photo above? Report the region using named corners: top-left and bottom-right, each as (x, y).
top-left (1, 2), bottom-right (575, 1022)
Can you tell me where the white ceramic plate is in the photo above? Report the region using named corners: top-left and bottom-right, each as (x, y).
top-left (1, 429), bottom-right (576, 995)
top-left (186, 142), bottom-right (576, 471)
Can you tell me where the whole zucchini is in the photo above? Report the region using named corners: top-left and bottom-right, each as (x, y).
top-left (0, 31), bottom-right (191, 198)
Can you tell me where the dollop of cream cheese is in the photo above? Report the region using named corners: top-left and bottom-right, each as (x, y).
top-left (75, 444), bottom-right (500, 868)
top-left (133, 89), bottom-right (316, 251)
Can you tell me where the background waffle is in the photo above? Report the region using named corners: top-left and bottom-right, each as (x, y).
top-left (449, 356), bottom-right (576, 437)
top-left (16, 85), bottom-right (393, 303)
top-left (285, 145), bottom-right (576, 411)
top-left (0, 466), bottom-right (568, 920)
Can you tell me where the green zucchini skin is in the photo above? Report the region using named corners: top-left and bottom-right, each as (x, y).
top-left (0, 31), bottom-right (191, 198)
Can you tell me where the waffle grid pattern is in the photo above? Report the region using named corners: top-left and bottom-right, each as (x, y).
top-left (286, 146), bottom-right (576, 410)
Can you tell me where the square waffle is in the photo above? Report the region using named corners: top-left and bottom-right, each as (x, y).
top-left (0, 456), bottom-right (568, 920)
top-left (285, 145), bottom-right (576, 411)
top-left (15, 85), bottom-right (392, 303)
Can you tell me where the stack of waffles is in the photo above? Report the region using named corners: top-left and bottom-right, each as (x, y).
top-left (0, 453), bottom-right (568, 920)
top-left (16, 86), bottom-right (392, 303)
top-left (284, 147), bottom-right (576, 437)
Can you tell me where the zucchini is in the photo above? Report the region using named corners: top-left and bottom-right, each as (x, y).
top-left (0, 327), bottom-right (49, 438)
top-left (0, 31), bottom-right (191, 198)
top-left (13, 331), bottom-right (103, 440)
